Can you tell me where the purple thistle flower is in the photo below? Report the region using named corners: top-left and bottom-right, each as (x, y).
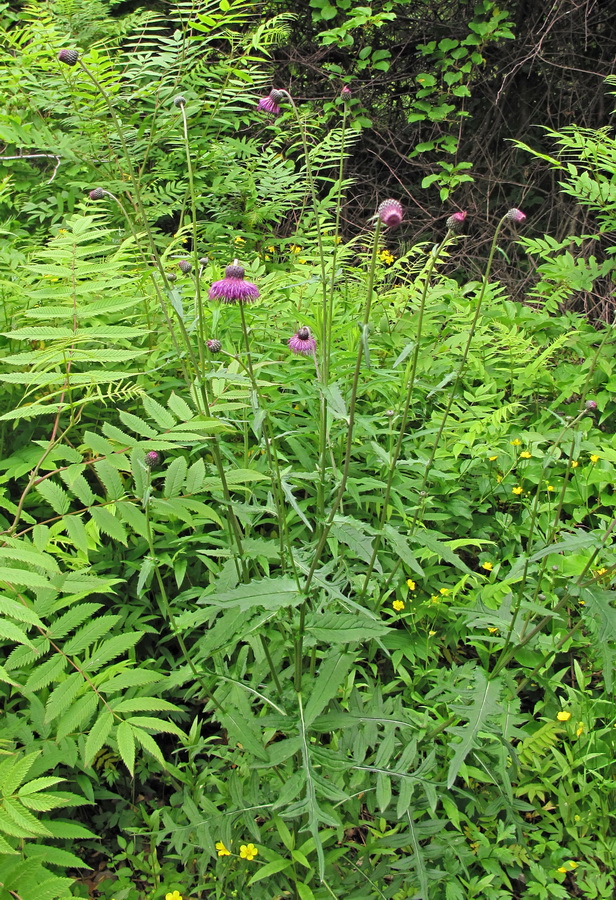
top-left (446, 211), bottom-right (467, 231)
top-left (89, 187), bottom-right (105, 201)
top-left (58, 48), bottom-right (79, 66)
top-left (378, 199), bottom-right (403, 229)
top-left (208, 261), bottom-right (260, 304)
top-left (207, 339), bottom-right (222, 354)
top-left (257, 89), bottom-right (285, 116)
top-left (288, 326), bottom-right (317, 357)
top-left (341, 85), bottom-right (352, 98)
top-left (145, 450), bottom-right (161, 469)
top-left (585, 399), bottom-right (598, 410)
top-left (505, 208), bottom-right (526, 224)
top-left (178, 259), bottom-right (192, 275)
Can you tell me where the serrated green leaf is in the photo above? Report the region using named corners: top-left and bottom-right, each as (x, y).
top-left (142, 394), bottom-right (176, 430)
top-left (303, 654), bottom-right (354, 727)
top-left (35, 480), bottom-right (71, 515)
top-left (185, 457), bottom-right (205, 494)
top-left (55, 692), bottom-right (98, 742)
top-left (116, 721), bottom-right (135, 775)
top-left (201, 577), bottom-right (301, 612)
top-left (0, 596), bottom-right (43, 629)
top-left (25, 843), bottom-right (85, 869)
top-left (63, 615), bottom-right (120, 655)
top-left (84, 711), bottom-right (113, 768)
top-left (305, 611), bottom-right (389, 644)
top-left (1, 753), bottom-right (40, 797)
top-left (45, 672), bottom-right (84, 724)
top-left (90, 506), bottom-right (127, 544)
top-left (163, 456), bottom-right (187, 498)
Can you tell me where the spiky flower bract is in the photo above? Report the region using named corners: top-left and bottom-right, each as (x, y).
top-left (145, 451), bottom-right (161, 469)
top-left (377, 199), bottom-right (403, 229)
top-left (58, 48), bottom-right (79, 66)
top-left (207, 339), bottom-right (222, 353)
top-left (446, 211), bottom-right (467, 231)
top-left (89, 188), bottom-right (105, 201)
top-left (208, 262), bottom-right (260, 304)
top-left (288, 326), bottom-right (317, 357)
top-left (173, 95), bottom-right (186, 107)
top-left (178, 260), bottom-right (192, 275)
top-left (257, 89), bottom-right (285, 116)
top-left (505, 208), bottom-right (526, 224)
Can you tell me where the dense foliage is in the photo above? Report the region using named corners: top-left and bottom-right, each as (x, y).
top-left (0, 2), bottom-right (615, 900)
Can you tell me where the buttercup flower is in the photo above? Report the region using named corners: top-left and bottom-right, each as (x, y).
top-left (257, 89), bottom-right (285, 115)
top-left (239, 843), bottom-right (258, 861)
top-left (488, 455), bottom-right (497, 461)
top-left (481, 562), bottom-right (493, 571)
top-left (520, 451), bottom-right (532, 459)
top-left (512, 486), bottom-right (523, 495)
top-left (547, 485), bottom-right (555, 492)
top-left (556, 711), bottom-right (571, 722)
top-left (406, 579), bottom-right (416, 591)
top-left (209, 262), bottom-right (260, 304)
top-left (58, 48), bottom-right (79, 66)
top-left (392, 600), bottom-right (405, 612)
top-left (439, 588), bottom-right (450, 596)
top-left (378, 199), bottom-right (403, 229)
top-left (505, 208), bottom-right (526, 224)
top-left (428, 630), bottom-right (437, 637)
top-left (571, 460), bottom-right (579, 468)
top-left (576, 722), bottom-right (584, 737)
top-left (165, 891), bottom-right (183, 900)
top-left (215, 841), bottom-right (230, 857)
top-left (510, 438), bottom-right (522, 446)
top-left (446, 211), bottom-right (467, 231)
top-left (590, 454), bottom-right (599, 464)
top-left (288, 326), bottom-right (317, 357)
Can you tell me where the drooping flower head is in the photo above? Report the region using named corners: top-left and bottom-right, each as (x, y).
top-left (446, 211), bottom-right (467, 231)
top-left (288, 326), bottom-right (317, 357)
top-left (207, 339), bottom-right (222, 354)
top-left (89, 187), bottom-right (105, 201)
top-left (377, 199), bottom-right (403, 229)
top-left (585, 399), bottom-right (597, 410)
top-left (178, 259), bottom-right (192, 275)
top-left (505, 208), bottom-right (526, 224)
top-left (173, 95), bottom-right (186, 107)
top-left (209, 261), bottom-right (260, 304)
top-left (257, 89), bottom-right (285, 116)
top-left (58, 48), bottom-right (79, 66)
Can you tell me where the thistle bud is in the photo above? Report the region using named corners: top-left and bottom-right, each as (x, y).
top-left (505, 208), bottom-right (526, 224)
top-left (378, 199), bottom-right (403, 229)
top-left (167, 273), bottom-right (177, 282)
top-left (207, 339), bottom-right (222, 353)
top-left (58, 49), bottom-right (79, 67)
top-left (174, 95), bottom-right (186, 107)
top-left (341, 86), bottom-right (352, 98)
top-left (199, 257), bottom-right (209, 267)
top-left (89, 187), bottom-right (105, 201)
top-left (178, 260), bottom-right (192, 275)
top-left (145, 451), bottom-right (161, 469)
top-left (585, 400), bottom-right (598, 410)
top-left (446, 211), bottom-right (467, 231)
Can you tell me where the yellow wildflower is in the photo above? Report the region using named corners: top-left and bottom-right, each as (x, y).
top-left (334, 235), bottom-right (342, 244)
top-left (215, 841), bottom-right (231, 857)
top-left (234, 236), bottom-right (245, 245)
top-left (576, 722), bottom-right (584, 737)
top-left (481, 562), bottom-right (493, 571)
top-left (406, 579), bottom-right (416, 591)
top-left (488, 455), bottom-right (498, 461)
top-left (392, 600), bottom-right (405, 612)
top-left (266, 245), bottom-right (275, 252)
top-left (496, 475), bottom-right (502, 483)
top-left (165, 892), bottom-right (183, 900)
top-left (520, 451), bottom-right (532, 459)
top-left (290, 244), bottom-right (302, 254)
top-left (571, 460), bottom-right (578, 468)
top-left (547, 485), bottom-right (555, 492)
top-left (379, 249), bottom-right (395, 265)
top-left (590, 454), bottom-right (599, 464)
top-left (512, 486), bottom-right (523, 495)
top-left (439, 588), bottom-right (450, 595)
top-left (557, 866), bottom-right (567, 874)
top-left (556, 711), bottom-right (571, 722)
top-left (488, 627), bottom-right (498, 634)
top-left (240, 843), bottom-right (258, 861)
top-left (430, 595), bottom-right (440, 605)
top-left (510, 438), bottom-right (522, 446)
top-left (428, 630), bottom-right (437, 637)
top-left (596, 567), bottom-right (607, 576)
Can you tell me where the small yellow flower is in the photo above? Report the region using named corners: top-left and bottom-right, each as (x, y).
top-left (481, 562), bottom-right (493, 571)
top-left (556, 711), bottom-right (571, 722)
top-left (576, 722), bottom-right (584, 737)
top-left (392, 600), bottom-right (405, 612)
top-left (571, 460), bottom-right (578, 468)
top-left (512, 486), bottom-right (524, 495)
top-left (406, 579), bottom-right (416, 591)
top-left (488, 455), bottom-right (498, 461)
top-left (596, 567), bottom-right (608, 576)
top-left (557, 866), bottom-right (568, 874)
top-left (234, 236), bottom-right (245, 245)
top-left (439, 588), bottom-right (450, 596)
top-left (266, 245), bottom-right (275, 252)
top-left (547, 485), bottom-right (555, 492)
top-left (488, 627), bottom-right (499, 634)
top-left (520, 451), bottom-right (532, 459)
top-left (428, 630), bottom-right (437, 637)
top-left (240, 843), bottom-right (258, 861)
top-left (290, 244), bottom-right (302, 254)
top-left (165, 892), bottom-right (183, 900)
top-left (334, 235), bottom-right (342, 244)
top-left (215, 841), bottom-right (231, 857)
top-left (430, 595), bottom-right (440, 605)
top-left (510, 438), bottom-right (522, 446)
top-left (496, 475), bottom-right (502, 483)
top-left (579, 600), bottom-right (585, 606)
top-left (590, 454), bottom-right (599, 464)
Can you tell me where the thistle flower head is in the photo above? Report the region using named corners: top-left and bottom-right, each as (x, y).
top-left (178, 259), bottom-right (192, 275)
top-left (207, 339), bottom-right (222, 354)
top-left (208, 261), bottom-right (260, 304)
top-left (585, 399), bottom-right (597, 410)
top-left (173, 95), bottom-right (186, 107)
top-left (58, 48), bottom-right (79, 66)
top-left (377, 199), bottom-right (403, 229)
top-left (446, 211), bottom-right (467, 231)
top-left (505, 208), bottom-right (526, 224)
top-left (199, 257), bottom-right (209, 267)
top-left (341, 85), bottom-right (352, 98)
top-left (288, 326), bottom-right (317, 357)
top-left (89, 187), bottom-right (105, 201)
top-left (257, 89), bottom-right (285, 116)
top-left (145, 451), bottom-right (161, 469)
